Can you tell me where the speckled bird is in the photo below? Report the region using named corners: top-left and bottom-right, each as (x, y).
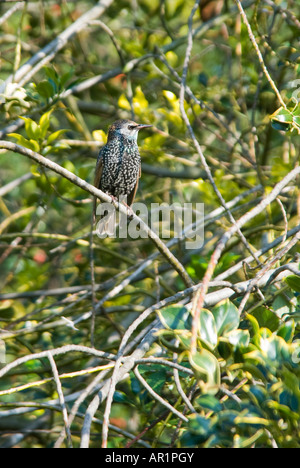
top-left (93, 119), bottom-right (152, 232)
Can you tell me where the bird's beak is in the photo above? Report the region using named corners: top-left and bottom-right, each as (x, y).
top-left (136, 124), bottom-right (152, 130)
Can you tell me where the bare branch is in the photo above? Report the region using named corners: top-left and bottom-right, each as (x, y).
top-left (234, 0), bottom-right (286, 108)
top-left (0, 345), bottom-right (115, 379)
top-left (191, 166), bottom-right (300, 352)
top-left (47, 352), bottom-right (72, 448)
top-left (133, 366), bottom-right (188, 422)
top-left (0, 1), bottom-right (25, 27)
top-left (0, 140), bottom-right (193, 287)
top-left (0, 172), bottom-right (32, 197)
top-left (1, 0), bottom-right (115, 90)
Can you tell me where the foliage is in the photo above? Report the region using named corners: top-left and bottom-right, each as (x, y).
top-left (159, 299), bottom-right (300, 448)
top-left (0, 0), bottom-right (299, 449)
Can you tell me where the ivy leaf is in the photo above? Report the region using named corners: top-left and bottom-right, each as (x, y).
top-left (211, 299), bottom-right (240, 336)
top-left (270, 103), bottom-right (300, 133)
top-left (157, 305), bottom-right (192, 331)
top-left (199, 308), bottom-right (218, 348)
top-left (285, 275), bottom-right (300, 293)
top-left (189, 349), bottom-right (220, 394)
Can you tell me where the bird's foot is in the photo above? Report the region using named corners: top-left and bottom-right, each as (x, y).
top-left (110, 195), bottom-right (118, 205)
top-left (122, 200), bottom-right (134, 215)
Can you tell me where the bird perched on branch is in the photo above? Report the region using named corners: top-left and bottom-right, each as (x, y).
top-left (93, 119), bottom-right (152, 234)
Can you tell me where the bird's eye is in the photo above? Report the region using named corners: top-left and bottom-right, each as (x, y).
top-left (128, 125), bottom-right (136, 130)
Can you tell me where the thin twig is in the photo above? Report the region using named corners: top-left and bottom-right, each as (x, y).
top-left (238, 230), bottom-right (300, 314)
top-left (0, 1), bottom-right (25, 27)
top-left (1, 0), bottom-right (115, 90)
top-left (190, 165), bottom-right (300, 353)
top-left (0, 344), bottom-right (115, 379)
top-left (179, 0), bottom-right (262, 270)
top-left (47, 352), bottom-right (73, 448)
top-left (234, 0), bottom-right (286, 108)
top-left (0, 173), bottom-right (32, 198)
top-left (133, 365), bottom-right (188, 422)
top-left (80, 321), bottom-right (162, 448)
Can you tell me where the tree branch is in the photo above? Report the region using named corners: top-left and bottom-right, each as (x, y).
top-left (1, 0), bottom-right (115, 91)
top-left (0, 140), bottom-right (193, 287)
top-left (191, 166), bottom-right (300, 353)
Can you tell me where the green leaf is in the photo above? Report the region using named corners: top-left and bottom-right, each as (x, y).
top-left (20, 117), bottom-right (41, 140)
top-left (92, 129), bottom-right (107, 144)
top-left (44, 66), bottom-right (59, 86)
top-left (234, 415), bottom-right (270, 427)
top-left (286, 97), bottom-right (298, 112)
top-left (215, 252), bottom-right (241, 276)
top-left (196, 394), bottom-right (222, 412)
top-left (277, 321), bottom-right (295, 343)
top-left (251, 307), bottom-right (279, 331)
top-left (227, 329), bottom-right (250, 349)
top-left (47, 129), bottom-right (67, 145)
top-left (118, 93), bottom-right (131, 110)
top-left (211, 299), bottom-right (240, 336)
top-left (35, 80), bottom-right (55, 99)
top-left (139, 367), bottom-right (167, 395)
top-left (28, 139), bottom-right (40, 152)
top-left (270, 107), bottom-right (293, 123)
top-left (39, 110), bottom-right (52, 139)
top-left (272, 295), bottom-right (294, 318)
top-left (133, 86), bottom-right (149, 113)
top-left (113, 390), bottom-right (133, 404)
top-left (270, 106), bottom-right (294, 131)
top-left (8, 133), bottom-right (40, 151)
top-left (60, 160), bottom-right (74, 173)
top-left (181, 415), bottom-right (212, 445)
top-left (217, 340), bottom-right (232, 359)
top-left (41, 146), bottom-right (53, 156)
top-left (157, 305), bottom-right (192, 331)
top-left (259, 334), bottom-right (289, 362)
top-left (189, 349), bottom-right (220, 394)
top-left (199, 308), bottom-right (218, 348)
top-left (285, 275), bottom-right (300, 293)
top-left (8, 132), bottom-right (27, 144)
top-left (271, 120), bottom-right (291, 131)
top-left (60, 69), bottom-right (74, 88)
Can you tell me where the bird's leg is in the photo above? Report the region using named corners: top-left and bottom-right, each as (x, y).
top-left (121, 200), bottom-right (134, 216)
top-left (117, 195), bottom-right (134, 215)
top-left (110, 195), bottom-right (118, 204)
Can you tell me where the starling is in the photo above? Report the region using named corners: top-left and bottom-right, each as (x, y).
top-left (93, 119), bottom-right (152, 234)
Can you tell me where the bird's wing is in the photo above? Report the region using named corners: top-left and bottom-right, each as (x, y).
top-left (93, 150), bottom-right (104, 223)
top-left (127, 162), bottom-right (141, 207)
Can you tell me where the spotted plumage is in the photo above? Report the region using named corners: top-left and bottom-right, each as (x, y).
top-left (93, 119), bottom-right (152, 228)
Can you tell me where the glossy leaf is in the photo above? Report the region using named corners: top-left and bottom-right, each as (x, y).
top-left (189, 349), bottom-right (220, 394)
top-left (39, 110), bottom-right (52, 139)
top-left (199, 308), bottom-right (218, 348)
top-left (35, 80), bottom-right (55, 99)
top-left (285, 275), bottom-right (300, 293)
top-left (157, 305), bottom-right (192, 331)
top-left (211, 299), bottom-right (240, 335)
top-left (46, 129), bottom-right (67, 145)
